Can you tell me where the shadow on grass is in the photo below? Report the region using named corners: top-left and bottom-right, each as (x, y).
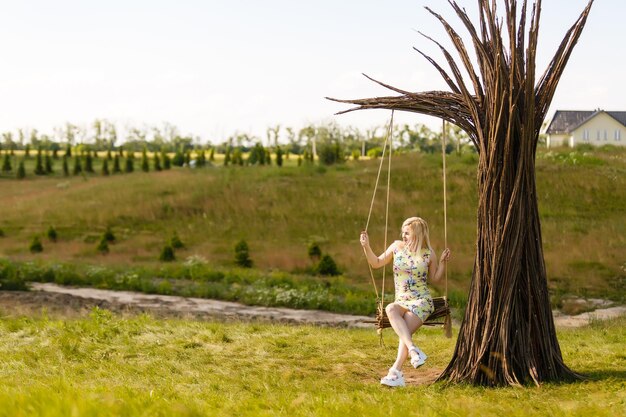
top-left (582, 369), bottom-right (626, 381)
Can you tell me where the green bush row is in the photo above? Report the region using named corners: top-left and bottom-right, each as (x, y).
top-left (0, 259), bottom-right (376, 316)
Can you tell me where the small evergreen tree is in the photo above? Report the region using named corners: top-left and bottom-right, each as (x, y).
top-left (97, 237), bottom-right (109, 254)
top-left (141, 148), bottom-right (149, 172)
top-left (307, 242), bottom-right (322, 261)
top-left (85, 151), bottom-right (94, 173)
top-left (34, 148), bottom-right (45, 175)
top-left (45, 152), bottom-right (53, 174)
top-left (159, 245), bottom-right (175, 262)
top-left (47, 226), bottom-right (58, 242)
top-left (276, 146), bottom-right (284, 167)
top-left (172, 148), bottom-right (185, 167)
top-left (125, 153), bottom-right (134, 173)
top-left (17, 160), bottom-right (26, 179)
top-left (161, 149), bottom-right (171, 170)
top-left (29, 236), bottom-right (43, 253)
top-left (184, 152), bottom-right (191, 166)
top-left (101, 158), bottom-right (110, 176)
top-left (2, 153), bottom-right (11, 172)
top-left (234, 240), bottom-right (252, 267)
top-left (154, 153), bottom-right (162, 171)
top-left (297, 156), bottom-right (303, 166)
top-left (62, 155), bottom-right (69, 176)
top-left (170, 232), bottom-right (185, 249)
top-left (103, 226), bottom-right (116, 243)
top-left (209, 147), bottom-right (215, 161)
top-left (65, 144), bottom-right (72, 158)
top-left (113, 154), bottom-right (121, 173)
top-left (316, 254), bottom-right (340, 276)
top-left (73, 156), bottom-right (83, 175)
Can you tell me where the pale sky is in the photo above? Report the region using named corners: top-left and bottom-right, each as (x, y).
top-left (0, 0), bottom-right (622, 143)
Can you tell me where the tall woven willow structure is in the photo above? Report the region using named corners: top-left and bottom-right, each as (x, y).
top-left (329, 0), bottom-right (594, 386)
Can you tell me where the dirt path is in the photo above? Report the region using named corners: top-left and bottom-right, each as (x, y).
top-left (19, 283), bottom-right (373, 327)
top-left (1, 283), bottom-right (623, 328)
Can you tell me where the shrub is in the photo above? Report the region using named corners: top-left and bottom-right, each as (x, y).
top-left (103, 226), bottom-right (116, 243)
top-left (2, 153), bottom-right (12, 172)
top-left (367, 147), bottom-right (383, 158)
top-left (45, 152), bottom-right (53, 174)
top-left (172, 149), bottom-right (185, 167)
top-left (97, 237), bottom-right (109, 254)
top-left (316, 254), bottom-right (340, 276)
top-left (170, 232), bottom-right (185, 249)
top-left (307, 242), bottom-right (322, 261)
top-left (162, 150), bottom-right (171, 170)
top-left (47, 226), bottom-right (58, 242)
top-left (0, 228), bottom-right (5, 237)
top-left (17, 160), bottom-right (26, 179)
top-left (141, 148), bottom-right (149, 172)
top-left (34, 149), bottom-right (45, 175)
top-left (318, 141), bottom-right (344, 166)
top-left (62, 155), bottom-right (69, 176)
top-left (101, 158), bottom-right (110, 176)
top-left (159, 245), bottom-right (176, 262)
top-left (30, 236), bottom-right (43, 253)
top-left (73, 157), bottom-right (82, 175)
top-left (276, 146), bottom-right (284, 167)
top-left (351, 149), bottom-right (360, 161)
top-left (113, 155), bottom-right (121, 173)
top-left (154, 154), bottom-right (162, 171)
top-left (85, 152), bottom-right (94, 173)
top-left (124, 154), bottom-right (134, 173)
top-left (234, 240), bottom-right (253, 268)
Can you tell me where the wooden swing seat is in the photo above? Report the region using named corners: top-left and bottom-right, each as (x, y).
top-left (364, 296), bottom-right (450, 330)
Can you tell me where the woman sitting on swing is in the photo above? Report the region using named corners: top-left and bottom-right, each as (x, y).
top-left (360, 216), bottom-right (450, 387)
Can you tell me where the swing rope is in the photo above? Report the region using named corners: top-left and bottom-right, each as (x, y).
top-left (363, 112), bottom-right (452, 339)
top-left (362, 110), bottom-right (394, 324)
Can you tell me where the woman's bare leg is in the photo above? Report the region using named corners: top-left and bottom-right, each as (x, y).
top-left (386, 306), bottom-right (424, 369)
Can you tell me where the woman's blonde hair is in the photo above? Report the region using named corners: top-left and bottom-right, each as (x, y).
top-left (401, 217), bottom-right (433, 256)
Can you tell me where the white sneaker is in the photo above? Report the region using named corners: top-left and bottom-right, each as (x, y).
top-left (409, 346), bottom-right (427, 368)
top-left (380, 368), bottom-right (405, 387)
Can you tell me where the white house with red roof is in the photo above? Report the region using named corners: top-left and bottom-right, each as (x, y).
top-left (544, 110), bottom-right (626, 148)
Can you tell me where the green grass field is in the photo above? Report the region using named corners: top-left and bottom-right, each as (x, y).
top-left (0, 308), bottom-right (624, 417)
top-left (1, 146), bottom-right (624, 306)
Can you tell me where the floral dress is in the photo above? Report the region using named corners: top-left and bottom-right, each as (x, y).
top-left (392, 244), bottom-right (434, 322)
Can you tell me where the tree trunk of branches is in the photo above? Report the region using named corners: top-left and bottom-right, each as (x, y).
top-left (328, 0), bottom-right (594, 386)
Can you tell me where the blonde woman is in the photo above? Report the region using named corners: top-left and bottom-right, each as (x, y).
top-left (360, 217), bottom-right (450, 387)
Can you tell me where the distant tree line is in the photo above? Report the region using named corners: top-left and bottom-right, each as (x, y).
top-left (0, 119), bottom-right (474, 176)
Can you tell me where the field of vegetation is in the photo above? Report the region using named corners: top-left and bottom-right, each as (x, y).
top-left (0, 306), bottom-right (624, 416)
top-left (1, 144), bottom-right (624, 313)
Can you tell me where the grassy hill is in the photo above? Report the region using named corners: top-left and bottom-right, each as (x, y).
top-left (0, 146), bottom-right (624, 306)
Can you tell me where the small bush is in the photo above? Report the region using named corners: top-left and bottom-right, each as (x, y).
top-left (29, 236), bottom-right (43, 253)
top-left (0, 229), bottom-right (4, 237)
top-left (316, 254), bottom-right (340, 276)
top-left (170, 232), bottom-right (185, 249)
top-left (47, 226), bottom-right (58, 242)
top-left (17, 160), bottom-right (26, 179)
top-left (159, 245), bottom-right (176, 262)
top-left (103, 226), bottom-right (116, 243)
top-left (307, 242), bottom-right (322, 261)
top-left (234, 240), bottom-right (253, 268)
top-left (97, 237), bottom-right (109, 254)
